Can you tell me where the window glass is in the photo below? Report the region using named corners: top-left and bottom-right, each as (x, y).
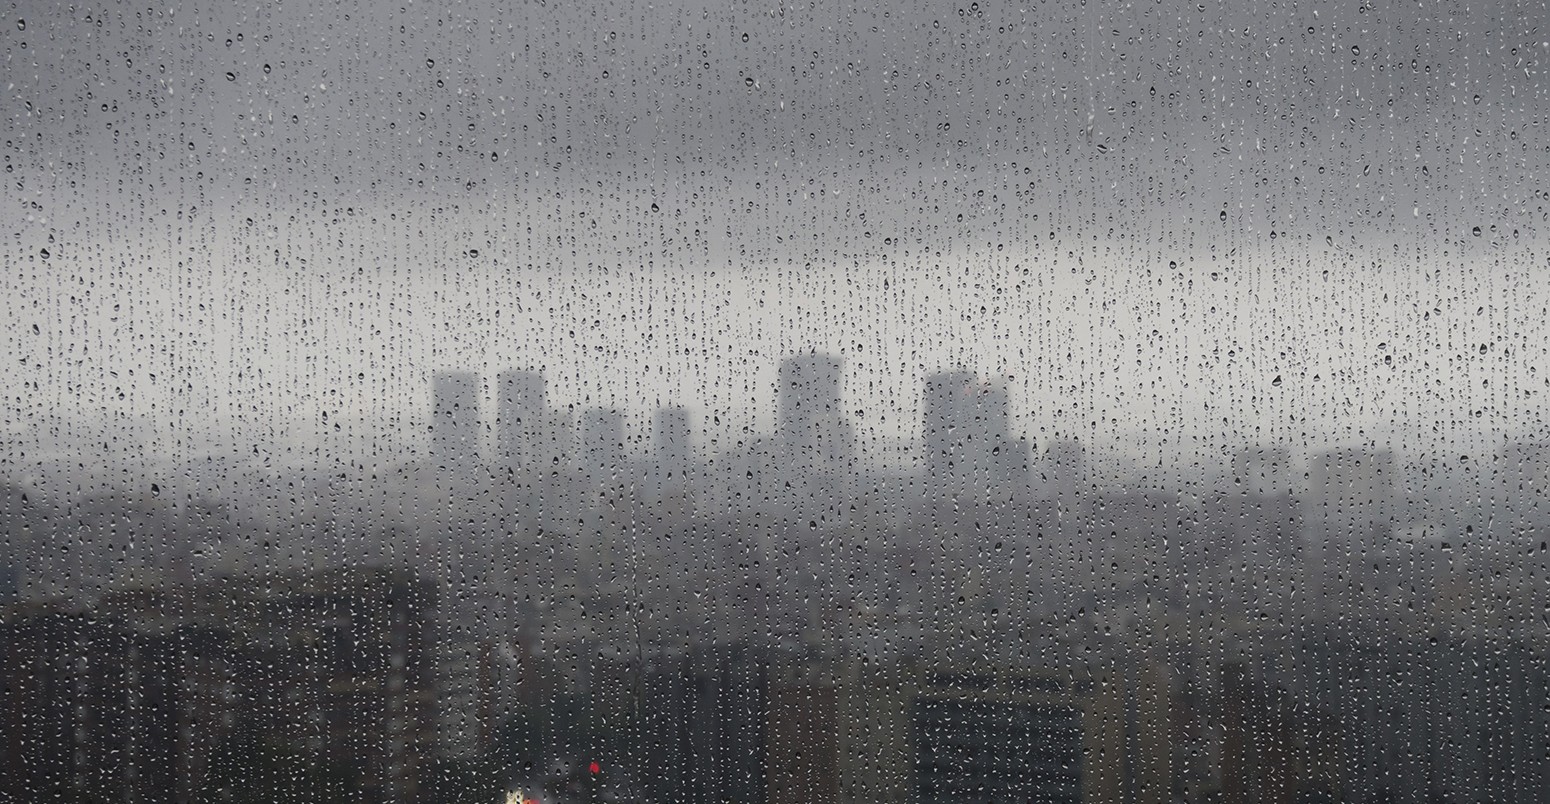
top-left (3, 1), bottom-right (1547, 802)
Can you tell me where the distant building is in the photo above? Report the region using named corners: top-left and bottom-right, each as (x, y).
top-left (922, 371), bottom-right (1024, 500)
top-left (1220, 661), bottom-right (1342, 804)
top-left (0, 607), bottom-right (226, 803)
top-left (539, 407), bottom-right (573, 478)
top-left (435, 636), bottom-right (526, 760)
top-left (1286, 631), bottom-right (1550, 804)
top-left (767, 659), bottom-right (1171, 804)
top-left (431, 371), bottom-right (481, 467)
top-left (1, 567), bottom-right (441, 804)
top-left (626, 645), bottom-right (773, 804)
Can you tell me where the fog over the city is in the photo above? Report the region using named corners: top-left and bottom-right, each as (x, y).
top-left (6, 0), bottom-right (1549, 475)
top-left (5, 3), bottom-right (1550, 803)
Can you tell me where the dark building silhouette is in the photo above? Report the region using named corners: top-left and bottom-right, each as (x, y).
top-left (0, 608), bottom-right (227, 803)
top-left (1220, 661), bottom-right (1341, 804)
top-left (633, 646), bottom-right (773, 804)
top-left (923, 371), bottom-right (1024, 501)
top-left (0, 567), bottom-right (440, 804)
top-left (767, 664), bottom-right (840, 804)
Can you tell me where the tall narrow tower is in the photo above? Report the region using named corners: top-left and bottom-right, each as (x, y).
top-left (923, 371), bottom-right (1016, 498)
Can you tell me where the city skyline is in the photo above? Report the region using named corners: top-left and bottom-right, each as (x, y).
top-left (9, 236), bottom-right (1548, 459)
top-left (6, 349), bottom-right (1549, 500)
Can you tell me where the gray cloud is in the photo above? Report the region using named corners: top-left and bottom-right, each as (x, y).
top-left (4, 0), bottom-right (1548, 466)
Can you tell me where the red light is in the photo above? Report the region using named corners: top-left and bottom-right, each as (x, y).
top-left (589, 761), bottom-right (601, 775)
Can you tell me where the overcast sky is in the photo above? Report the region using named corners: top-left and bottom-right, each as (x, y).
top-left (4, 0), bottom-right (1549, 469)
